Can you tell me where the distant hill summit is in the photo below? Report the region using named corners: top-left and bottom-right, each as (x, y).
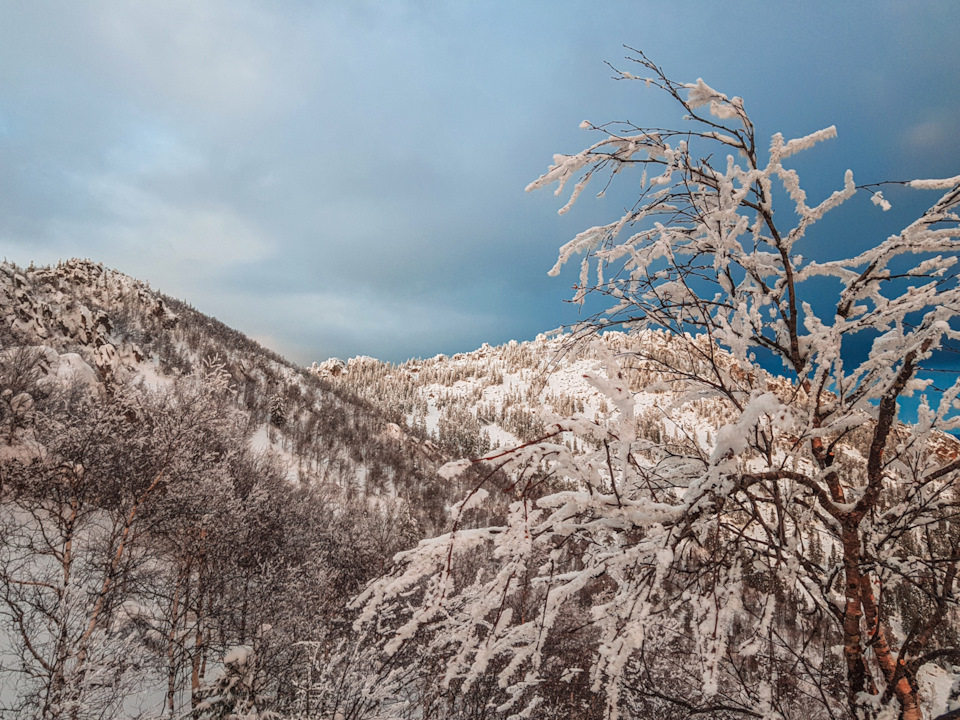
top-left (310, 329), bottom-right (801, 466)
top-left (316, 326), bottom-right (960, 475)
top-left (0, 258), bottom-right (459, 526)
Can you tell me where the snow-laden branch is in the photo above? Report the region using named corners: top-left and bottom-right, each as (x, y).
top-left (357, 50), bottom-right (960, 720)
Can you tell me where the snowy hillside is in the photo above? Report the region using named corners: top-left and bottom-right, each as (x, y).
top-left (312, 329), bottom-right (841, 468)
top-left (0, 259), bottom-right (463, 718)
top-left (2, 260), bottom-right (959, 720)
top-left (0, 258), bottom-right (457, 510)
top-left (320, 332), bottom-right (960, 720)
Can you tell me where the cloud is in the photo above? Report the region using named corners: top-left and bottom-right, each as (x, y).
top-left (182, 286), bottom-right (502, 365)
top-left (84, 0), bottom-right (290, 122)
top-left (18, 174), bottom-right (274, 296)
top-left (104, 126), bottom-right (208, 178)
top-left (2, 0), bottom-right (959, 366)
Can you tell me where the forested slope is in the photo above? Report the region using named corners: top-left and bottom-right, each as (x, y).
top-left (0, 259), bottom-right (461, 718)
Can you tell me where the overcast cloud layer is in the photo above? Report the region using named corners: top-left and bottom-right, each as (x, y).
top-left (1, 1), bottom-right (959, 363)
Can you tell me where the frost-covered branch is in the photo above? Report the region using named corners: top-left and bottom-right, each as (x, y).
top-left (358, 51), bottom-right (960, 720)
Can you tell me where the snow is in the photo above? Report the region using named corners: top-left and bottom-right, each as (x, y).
top-left (771, 125), bottom-right (838, 161)
top-left (134, 356), bottom-right (174, 389)
top-left (248, 424), bottom-right (300, 483)
top-left (223, 645), bottom-right (253, 666)
top-left (450, 488), bottom-right (488, 514)
top-left (871, 190), bottom-right (892, 211)
top-left (908, 174), bottom-right (960, 189)
top-left (917, 663), bottom-right (960, 718)
top-left (54, 352), bottom-right (99, 387)
top-left (439, 459), bottom-right (471, 480)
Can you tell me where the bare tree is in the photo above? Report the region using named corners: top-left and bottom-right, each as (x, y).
top-left (0, 364), bottom-right (240, 719)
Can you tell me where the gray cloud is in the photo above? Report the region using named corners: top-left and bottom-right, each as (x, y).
top-left (2, 1), bottom-right (959, 364)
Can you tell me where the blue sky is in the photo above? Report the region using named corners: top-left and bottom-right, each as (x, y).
top-left (1, 1), bottom-right (958, 364)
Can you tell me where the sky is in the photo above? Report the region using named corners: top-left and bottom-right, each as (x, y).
top-left (1, 1), bottom-right (959, 365)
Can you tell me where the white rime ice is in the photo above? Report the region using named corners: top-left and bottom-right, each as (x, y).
top-left (356, 52), bottom-right (960, 720)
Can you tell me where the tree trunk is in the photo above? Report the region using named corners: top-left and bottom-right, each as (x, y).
top-left (860, 574), bottom-right (922, 720)
top-left (841, 523), bottom-right (875, 710)
top-left (166, 566), bottom-right (185, 718)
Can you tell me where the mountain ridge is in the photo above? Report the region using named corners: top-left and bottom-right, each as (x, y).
top-left (3, 259), bottom-right (958, 719)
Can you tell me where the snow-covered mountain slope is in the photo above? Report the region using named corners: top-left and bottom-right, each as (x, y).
top-left (0, 259), bottom-right (458, 530)
top-left (314, 327), bottom-right (960, 524)
top-left (2, 260), bottom-right (959, 720)
top-left (0, 259), bottom-right (467, 718)
top-left (314, 331), bottom-right (791, 459)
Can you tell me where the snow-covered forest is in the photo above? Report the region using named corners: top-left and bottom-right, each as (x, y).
top-left (2, 55), bottom-right (960, 720)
